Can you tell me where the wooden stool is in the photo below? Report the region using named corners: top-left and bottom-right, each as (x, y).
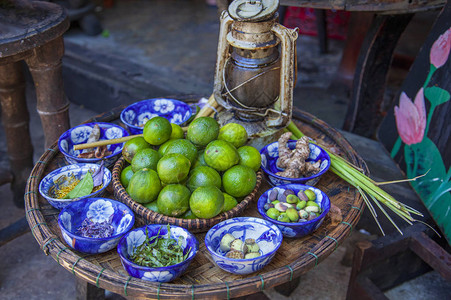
top-left (0, 0), bottom-right (71, 207)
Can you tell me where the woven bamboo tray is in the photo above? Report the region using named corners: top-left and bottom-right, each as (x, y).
top-left (112, 156), bottom-right (263, 233)
top-left (25, 107), bottom-right (367, 299)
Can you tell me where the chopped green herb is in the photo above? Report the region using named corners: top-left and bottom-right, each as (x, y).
top-left (131, 224), bottom-right (191, 268)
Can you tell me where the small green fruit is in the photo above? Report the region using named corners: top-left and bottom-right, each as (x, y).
top-left (286, 207), bottom-right (299, 222)
top-left (304, 189), bottom-right (316, 201)
top-left (266, 207), bottom-right (280, 220)
top-left (296, 200), bottom-right (307, 210)
top-left (286, 194), bottom-right (299, 204)
top-left (306, 200), bottom-right (319, 208)
top-left (277, 213), bottom-right (290, 223)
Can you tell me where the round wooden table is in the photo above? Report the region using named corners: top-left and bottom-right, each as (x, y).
top-left (25, 105), bottom-right (366, 299)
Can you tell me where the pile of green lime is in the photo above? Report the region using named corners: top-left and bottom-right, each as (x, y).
top-left (121, 116), bottom-right (260, 219)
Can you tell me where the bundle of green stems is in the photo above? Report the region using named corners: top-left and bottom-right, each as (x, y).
top-left (285, 122), bottom-right (424, 235)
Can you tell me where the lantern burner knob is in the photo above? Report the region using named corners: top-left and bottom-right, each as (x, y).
top-left (228, 0), bottom-right (279, 21)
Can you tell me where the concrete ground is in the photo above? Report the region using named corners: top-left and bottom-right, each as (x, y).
top-left (0, 0), bottom-right (449, 299)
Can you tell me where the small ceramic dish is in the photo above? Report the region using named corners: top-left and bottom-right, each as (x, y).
top-left (117, 224), bottom-right (198, 282)
top-left (58, 122), bottom-right (128, 167)
top-left (39, 163), bottom-right (112, 210)
top-left (260, 140), bottom-right (330, 186)
top-left (257, 184), bottom-right (331, 238)
top-left (120, 98), bottom-right (193, 135)
top-left (204, 217), bottom-right (283, 275)
top-left (58, 197), bottom-right (134, 254)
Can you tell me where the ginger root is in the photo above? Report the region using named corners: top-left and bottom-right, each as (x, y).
top-left (276, 132), bottom-right (321, 178)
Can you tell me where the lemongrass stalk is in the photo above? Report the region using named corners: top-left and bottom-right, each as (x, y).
top-left (331, 159), bottom-right (404, 209)
top-left (400, 204), bottom-right (423, 216)
top-left (370, 194), bottom-right (404, 235)
top-left (331, 159), bottom-right (415, 222)
top-left (73, 134), bottom-right (143, 150)
top-left (194, 93), bottom-right (218, 120)
top-left (357, 186), bottom-right (385, 236)
top-left (356, 186), bottom-right (377, 218)
top-left (287, 121), bottom-right (304, 139)
top-left (331, 163), bottom-right (404, 211)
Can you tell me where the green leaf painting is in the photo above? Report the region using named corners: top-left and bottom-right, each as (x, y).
top-left (424, 86), bottom-right (450, 106)
top-left (393, 26), bottom-right (451, 243)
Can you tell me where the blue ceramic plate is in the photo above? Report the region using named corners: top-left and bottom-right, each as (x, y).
top-left (120, 98), bottom-right (193, 135)
top-left (58, 198), bottom-right (134, 254)
top-left (260, 140), bottom-right (330, 186)
top-left (257, 184), bottom-right (331, 238)
top-left (39, 163), bottom-right (112, 210)
top-left (58, 122), bottom-right (128, 167)
top-left (204, 217), bottom-right (283, 275)
top-left (117, 224), bottom-right (198, 283)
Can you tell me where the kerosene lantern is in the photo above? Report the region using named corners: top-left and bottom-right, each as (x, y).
top-left (213, 0), bottom-right (298, 146)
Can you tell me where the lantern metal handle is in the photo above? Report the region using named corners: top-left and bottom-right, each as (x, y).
top-left (214, 11), bottom-right (234, 110)
top-left (266, 23), bottom-right (298, 127)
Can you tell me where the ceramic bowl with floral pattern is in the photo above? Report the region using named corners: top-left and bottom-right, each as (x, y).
top-left (39, 163), bottom-right (112, 210)
top-left (58, 122), bottom-right (128, 167)
top-left (117, 224), bottom-right (198, 283)
top-left (204, 217), bottom-right (283, 275)
top-left (120, 98), bottom-right (193, 135)
top-left (260, 140), bottom-right (330, 186)
top-left (58, 198), bottom-right (134, 254)
top-left (257, 184), bottom-right (330, 238)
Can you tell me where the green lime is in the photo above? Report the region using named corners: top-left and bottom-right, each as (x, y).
top-left (131, 148), bottom-right (161, 172)
top-left (192, 149), bottom-right (207, 168)
top-left (181, 210), bottom-right (197, 219)
top-left (218, 123), bottom-right (248, 148)
top-left (189, 186), bottom-right (224, 219)
top-left (186, 166), bottom-right (222, 192)
top-left (144, 201), bottom-right (160, 213)
top-left (164, 139), bottom-right (198, 165)
top-left (122, 136), bottom-right (151, 163)
top-left (143, 116), bottom-right (172, 145)
top-left (222, 193), bottom-right (238, 213)
top-left (204, 140), bottom-right (239, 172)
top-left (126, 168), bottom-right (161, 204)
top-left (222, 165), bottom-right (257, 197)
top-left (170, 123), bottom-right (184, 140)
top-left (157, 153), bottom-right (191, 184)
top-left (120, 165), bottom-right (134, 188)
top-left (157, 184), bottom-right (191, 217)
top-left (237, 146), bottom-right (261, 172)
top-left (186, 117), bottom-right (219, 147)
top-left (186, 105), bottom-right (199, 124)
top-left (158, 139), bottom-right (175, 157)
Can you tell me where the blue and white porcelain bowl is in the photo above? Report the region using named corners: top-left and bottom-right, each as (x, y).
top-left (204, 217), bottom-right (283, 275)
top-left (58, 122), bottom-right (129, 167)
top-left (39, 163), bottom-right (112, 210)
top-left (58, 198), bottom-right (134, 254)
top-left (260, 140), bottom-right (330, 186)
top-left (117, 224), bottom-right (198, 283)
top-left (257, 184), bottom-right (331, 238)
top-left (120, 98), bottom-right (193, 135)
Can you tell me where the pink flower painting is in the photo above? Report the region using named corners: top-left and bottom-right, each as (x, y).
top-left (430, 27), bottom-right (451, 69)
top-left (394, 88), bottom-right (427, 145)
